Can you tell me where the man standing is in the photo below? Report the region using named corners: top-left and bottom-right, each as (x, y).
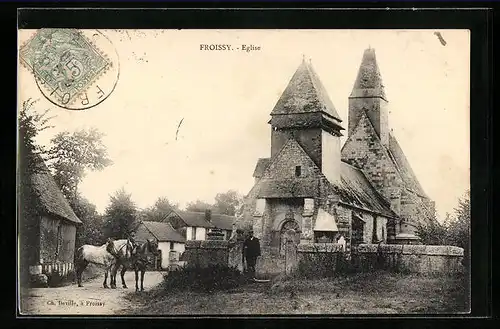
top-left (243, 230), bottom-right (261, 279)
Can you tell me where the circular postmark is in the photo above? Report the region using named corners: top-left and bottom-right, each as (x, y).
top-left (19, 29), bottom-right (120, 110)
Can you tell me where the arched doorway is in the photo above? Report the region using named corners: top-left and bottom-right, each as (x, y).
top-left (279, 220), bottom-right (300, 256)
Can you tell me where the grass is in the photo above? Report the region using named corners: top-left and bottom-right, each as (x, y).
top-left (123, 271), bottom-right (469, 315)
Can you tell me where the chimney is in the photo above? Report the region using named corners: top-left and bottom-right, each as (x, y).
top-left (205, 209), bottom-right (212, 222)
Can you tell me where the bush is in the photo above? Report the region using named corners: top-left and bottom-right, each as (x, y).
top-left (162, 264), bottom-right (246, 293)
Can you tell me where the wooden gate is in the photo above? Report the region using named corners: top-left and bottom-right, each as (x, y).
top-left (284, 229), bottom-right (298, 275)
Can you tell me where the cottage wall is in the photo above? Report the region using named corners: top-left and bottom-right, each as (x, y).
top-left (37, 216), bottom-right (77, 279)
top-left (39, 216), bottom-right (76, 264)
top-left (157, 241), bottom-right (185, 269)
top-left (157, 242), bottom-right (170, 269)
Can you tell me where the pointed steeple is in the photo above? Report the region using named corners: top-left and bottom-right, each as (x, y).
top-left (348, 47), bottom-right (390, 146)
top-left (271, 58), bottom-right (342, 123)
top-left (350, 47), bottom-right (387, 100)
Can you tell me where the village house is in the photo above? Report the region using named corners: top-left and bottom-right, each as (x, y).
top-left (133, 220), bottom-right (185, 269)
top-left (165, 209), bottom-right (236, 241)
top-left (239, 48), bottom-right (436, 259)
top-left (19, 156), bottom-right (82, 285)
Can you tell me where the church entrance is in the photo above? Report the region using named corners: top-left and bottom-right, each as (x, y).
top-left (279, 220), bottom-right (300, 256)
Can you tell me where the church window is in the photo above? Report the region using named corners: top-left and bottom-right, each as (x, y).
top-left (295, 166), bottom-right (302, 177)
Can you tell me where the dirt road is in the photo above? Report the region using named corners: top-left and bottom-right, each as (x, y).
top-left (19, 271), bottom-right (165, 315)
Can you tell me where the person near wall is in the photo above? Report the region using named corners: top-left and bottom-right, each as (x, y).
top-left (243, 230), bottom-right (261, 279)
top-left (336, 235), bottom-right (346, 251)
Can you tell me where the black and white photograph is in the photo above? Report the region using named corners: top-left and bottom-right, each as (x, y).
top-left (17, 28), bottom-right (471, 315)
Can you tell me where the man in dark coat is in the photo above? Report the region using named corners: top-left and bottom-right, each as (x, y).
top-left (243, 230), bottom-right (261, 278)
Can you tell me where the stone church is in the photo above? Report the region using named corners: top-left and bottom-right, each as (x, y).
top-left (239, 48), bottom-right (436, 257)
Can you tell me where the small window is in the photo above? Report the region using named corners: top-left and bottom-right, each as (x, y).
top-left (295, 166), bottom-right (302, 177)
top-left (170, 242), bottom-right (174, 250)
top-left (192, 227), bottom-right (197, 240)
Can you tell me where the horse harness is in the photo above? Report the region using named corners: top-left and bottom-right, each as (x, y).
top-left (107, 238), bottom-right (136, 261)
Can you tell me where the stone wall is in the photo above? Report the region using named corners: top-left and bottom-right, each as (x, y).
top-left (351, 244), bottom-right (464, 275)
top-left (288, 243), bottom-right (464, 278)
top-left (182, 240), bottom-right (230, 268)
top-left (182, 239), bottom-right (244, 272)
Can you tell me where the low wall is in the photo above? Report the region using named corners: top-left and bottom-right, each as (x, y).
top-left (295, 243), bottom-right (348, 277)
top-left (351, 244), bottom-right (465, 274)
top-left (183, 241), bottom-right (465, 277)
top-left (291, 243), bottom-right (464, 277)
top-left (182, 239), bottom-right (244, 272)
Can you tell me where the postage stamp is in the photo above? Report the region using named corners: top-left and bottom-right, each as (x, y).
top-left (19, 29), bottom-right (116, 109)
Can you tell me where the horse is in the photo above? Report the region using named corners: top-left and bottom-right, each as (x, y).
top-left (74, 238), bottom-right (133, 289)
top-left (110, 238), bottom-right (160, 292)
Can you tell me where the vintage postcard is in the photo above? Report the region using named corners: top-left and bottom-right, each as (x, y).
top-left (18, 28), bottom-right (470, 316)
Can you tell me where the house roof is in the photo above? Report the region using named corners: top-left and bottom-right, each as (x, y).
top-left (27, 156), bottom-right (82, 225)
top-left (208, 213), bottom-right (236, 231)
top-left (169, 210), bottom-right (215, 228)
top-left (253, 158), bottom-right (270, 178)
top-left (334, 162), bottom-right (395, 217)
top-left (271, 58), bottom-right (342, 122)
top-left (387, 133), bottom-right (428, 198)
top-left (138, 220), bottom-right (185, 243)
top-left (350, 47), bottom-right (387, 100)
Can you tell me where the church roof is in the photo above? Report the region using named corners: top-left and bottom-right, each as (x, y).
top-left (253, 158), bottom-right (270, 178)
top-left (335, 162), bottom-right (395, 217)
top-left (257, 177), bottom-right (320, 198)
top-left (27, 155), bottom-right (82, 225)
top-left (350, 47), bottom-right (387, 100)
top-left (250, 137), bottom-right (394, 217)
top-left (271, 58), bottom-right (342, 122)
top-left (387, 133), bottom-right (428, 197)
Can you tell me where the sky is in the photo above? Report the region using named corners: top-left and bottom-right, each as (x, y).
top-left (18, 29), bottom-right (470, 221)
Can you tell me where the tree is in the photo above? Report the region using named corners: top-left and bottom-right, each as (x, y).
top-left (18, 98), bottom-right (54, 285)
top-left (102, 188), bottom-right (138, 239)
top-left (416, 219), bottom-right (448, 245)
top-left (213, 190), bottom-right (244, 216)
top-left (416, 190), bottom-right (470, 256)
top-left (48, 128), bottom-right (112, 200)
top-left (19, 98), bottom-right (54, 175)
top-left (185, 199), bottom-right (213, 213)
top-left (140, 196), bottom-right (179, 222)
top-left (71, 195), bottom-right (105, 247)
top-left (447, 190), bottom-right (470, 260)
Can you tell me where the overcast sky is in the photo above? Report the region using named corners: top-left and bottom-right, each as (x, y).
top-left (18, 29), bottom-right (470, 221)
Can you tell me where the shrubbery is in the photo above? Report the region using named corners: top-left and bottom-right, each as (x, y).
top-left (162, 264), bottom-right (246, 293)
top-left (416, 190), bottom-right (470, 267)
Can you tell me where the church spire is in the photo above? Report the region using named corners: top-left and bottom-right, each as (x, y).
top-left (348, 47), bottom-right (389, 146)
top-left (271, 57), bottom-right (342, 123)
top-left (350, 47), bottom-right (387, 100)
